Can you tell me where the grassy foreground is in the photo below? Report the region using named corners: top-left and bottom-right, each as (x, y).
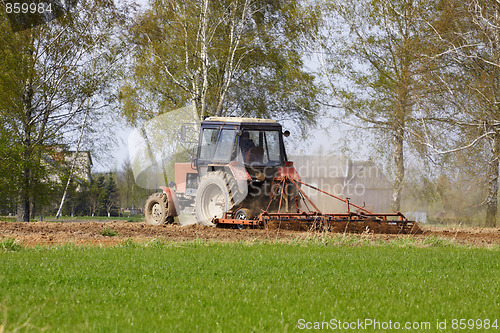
top-left (0, 239), bottom-right (499, 332)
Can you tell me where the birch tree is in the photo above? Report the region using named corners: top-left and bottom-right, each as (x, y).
top-left (320, 0), bottom-right (439, 211)
top-left (0, 0), bottom-right (131, 221)
top-left (120, 0), bottom-right (321, 125)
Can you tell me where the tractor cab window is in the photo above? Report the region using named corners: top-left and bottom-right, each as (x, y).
top-left (199, 128), bottom-right (237, 163)
top-left (213, 129), bottom-right (236, 163)
top-left (239, 130), bottom-right (282, 165)
top-left (199, 128), bottom-right (218, 161)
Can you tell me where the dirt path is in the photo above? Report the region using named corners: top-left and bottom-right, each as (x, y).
top-left (0, 221), bottom-right (499, 247)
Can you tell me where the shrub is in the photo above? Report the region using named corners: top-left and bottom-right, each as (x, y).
top-left (0, 238), bottom-right (22, 252)
top-left (100, 227), bottom-right (119, 237)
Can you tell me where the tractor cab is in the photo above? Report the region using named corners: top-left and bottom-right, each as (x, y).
top-left (196, 117), bottom-right (288, 174)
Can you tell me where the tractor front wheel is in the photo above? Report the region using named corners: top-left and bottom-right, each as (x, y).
top-left (144, 192), bottom-right (175, 225)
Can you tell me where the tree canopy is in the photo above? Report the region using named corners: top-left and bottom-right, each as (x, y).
top-left (120, 0), bottom-right (322, 127)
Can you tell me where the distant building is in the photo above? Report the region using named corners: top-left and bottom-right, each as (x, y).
top-left (42, 145), bottom-right (92, 190)
top-left (289, 154), bottom-right (392, 213)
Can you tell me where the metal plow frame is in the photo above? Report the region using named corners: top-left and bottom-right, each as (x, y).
top-left (214, 176), bottom-right (419, 234)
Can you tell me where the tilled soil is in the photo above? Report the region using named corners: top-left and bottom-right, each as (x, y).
top-left (0, 221), bottom-right (499, 247)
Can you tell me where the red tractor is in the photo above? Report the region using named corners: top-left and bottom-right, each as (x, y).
top-left (144, 117), bottom-right (300, 226)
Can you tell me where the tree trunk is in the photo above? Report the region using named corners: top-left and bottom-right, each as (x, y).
top-left (16, 77), bottom-right (34, 222)
top-left (215, 0), bottom-right (250, 116)
top-left (485, 131), bottom-right (500, 227)
top-left (16, 153), bottom-right (31, 222)
top-left (56, 107), bottom-right (89, 219)
top-left (391, 125), bottom-right (405, 212)
top-left (17, 128), bottom-right (31, 221)
top-left (16, 194), bottom-right (30, 222)
top-left (199, 0), bottom-right (209, 117)
top-left (16, 146), bottom-right (32, 221)
top-left (486, 25), bottom-right (500, 227)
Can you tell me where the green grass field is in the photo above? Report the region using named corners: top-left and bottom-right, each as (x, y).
top-left (1, 239), bottom-right (499, 332)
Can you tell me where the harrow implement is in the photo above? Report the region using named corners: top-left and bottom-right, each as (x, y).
top-left (214, 176), bottom-right (420, 234)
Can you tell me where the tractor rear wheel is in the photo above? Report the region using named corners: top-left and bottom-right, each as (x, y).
top-left (195, 171), bottom-right (236, 226)
top-left (144, 192), bottom-right (175, 225)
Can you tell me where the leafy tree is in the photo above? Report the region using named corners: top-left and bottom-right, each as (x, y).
top-left (87, 175), bottom-right (103, 217)
top-left (104, 172), bottom-right (119, 217)
top-left (0, 0), bottom-right (132, 221)
top-left (320, 0), bottom-right (442, 211)
top-left (120, 0), bottom-right (321, 128)
top-left (116, 159), bottom-right (152, 211)
top-left (419, 0), bottom-right (500, 226)
top-left (80, 172), bottom-right (120, 217)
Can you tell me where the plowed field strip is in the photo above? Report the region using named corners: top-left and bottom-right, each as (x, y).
top-left (0, 222), bottom-right (499, 246)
